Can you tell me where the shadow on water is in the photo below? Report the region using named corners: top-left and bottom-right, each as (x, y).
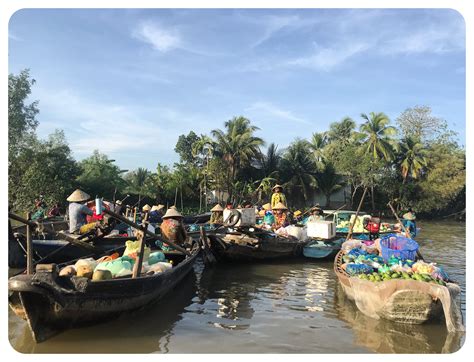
top-left (333, 282), bottom-right (465, 353)
top-left (9, 271), bottom-right (198, 353)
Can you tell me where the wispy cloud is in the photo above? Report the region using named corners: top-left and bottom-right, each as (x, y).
top-left (8, 31), bottom-right (21, 41)
top-left (245, 101), bottom-right (310, 124)
top-left (132, 21), bottom-right (181, 52)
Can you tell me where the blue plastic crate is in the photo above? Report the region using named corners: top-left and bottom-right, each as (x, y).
top-left (380, 234), bottom-right (419, 262)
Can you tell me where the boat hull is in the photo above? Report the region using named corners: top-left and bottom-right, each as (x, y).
top-left (303, 237), bottom-right (344, 259)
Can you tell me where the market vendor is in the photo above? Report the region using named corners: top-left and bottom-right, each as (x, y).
top-left (31, 199), bottom-right (47, 220)
top-left (160, 208), bottom-right (188, 250)
top-left (272, 202), bottom-right (289, 230)
top-left (271, 184), bottom-right (287, 209)
top-left (47, 202), bottom-right (61, 217)
top-left (402, 208), bottom-right (417, 239)
top-left (67, 189), bottom-right (93, 234)
top-left (210, 204), bottom-right (224, 224)
top-left (307, 205), bottom-right (324, 222)
top-left (149, 204), bottom-right (165, 223)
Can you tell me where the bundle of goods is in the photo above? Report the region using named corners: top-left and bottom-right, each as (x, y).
top-left (275, 225), bottom-right (308, 241)
top-left (340, 235), bottom-right (450, 286)
top-left (58, 240), bottom-right (173, 280)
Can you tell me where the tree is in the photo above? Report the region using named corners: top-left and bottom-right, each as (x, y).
top-left (396, 105), bottom-right (447, 141)
top-left (359, 112), bottom-right (397, 161)
top-left (9, 130), bottom-right (79, 212)
top-left (397, 136), bottom-right (428, 183)
top-left (124, 167), bottom-right (152, 207)
top-left (211, 116), bottom-right (264, 200)
top-left (8, 69), bottom-right (39, 159)
top-left (327, 117), bottom-right (356, 145)
top-left (309, 132), bottom-right (328, 170)
top-left (76, 150), bottom-right (127, 200)
top-left (316, 163), bottom-right (345, 207)
top-left (175, 131), bottom-right (200, 165)
top-left (280, 139), bottom-right (318, 207)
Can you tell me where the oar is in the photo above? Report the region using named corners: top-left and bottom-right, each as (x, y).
top-left (387, 202), bottom-right (424, 261)
top-left (346, 187), bottom-right (368, 240)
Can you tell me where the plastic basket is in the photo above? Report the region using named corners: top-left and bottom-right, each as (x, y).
top-left (380, 234), bottom-right (419, 262)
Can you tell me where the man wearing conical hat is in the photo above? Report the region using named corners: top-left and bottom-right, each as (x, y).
top-left (271, 184), bottom-right (287, 210)
top-left (210, 204), bottom-right (224, 225)
top-left (67, 189), bottom-right (93, 234)
top-left (272, 202), bottom-right (289, 230)
top-left (402, 208), bottom-right (417, 239)
top-left (160, 208), bottom-right (187, 250)
top-left (308, 205), bottom-right (324, 222)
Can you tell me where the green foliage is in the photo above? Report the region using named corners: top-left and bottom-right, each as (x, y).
top-left (175, 131), bottom-right (200, 164)
top-left (316, 162), bottom-right (346, 207)
top-left (359, 112), bottom-right (397, 161)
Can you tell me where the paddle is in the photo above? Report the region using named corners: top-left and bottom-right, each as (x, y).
top-left (387, 201), bottom-right (424, 261)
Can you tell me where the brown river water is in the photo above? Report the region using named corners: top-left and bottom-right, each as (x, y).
top-left (8, 220), bottom-right (466, 353)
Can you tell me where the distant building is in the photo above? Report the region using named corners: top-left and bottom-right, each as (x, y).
top-left (310, 184), bottom-right (351, 209)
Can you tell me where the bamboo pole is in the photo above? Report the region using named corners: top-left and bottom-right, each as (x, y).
top-left (133, 207), bottom-right (137, 224)
top-left (26, 212), bottom-right (33, 275)
top-left (346, 187), bottom-right (368, 240)
top-left (102, 209), bottom-right (190, 256)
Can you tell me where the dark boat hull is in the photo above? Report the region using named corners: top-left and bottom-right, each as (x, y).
top-left (303, 237), bottom-right (345, 260)
top-left (8, 245), bottom-right (200, 342)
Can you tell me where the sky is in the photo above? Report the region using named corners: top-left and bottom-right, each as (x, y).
top-left (8, 8), bottom-right (466, 171)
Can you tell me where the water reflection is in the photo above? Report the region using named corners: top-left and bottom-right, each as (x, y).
top-left (10, 272), bottom-right (198, 353)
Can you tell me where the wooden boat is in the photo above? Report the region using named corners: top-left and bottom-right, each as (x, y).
top-left (8, 242), bottom-right (200, 343)
top-left (333, 250), bottom-right (464, 332)
top-left (206, 226), bottom-right (306, 261)
top-left (303, 237), bottom-right (345, 259)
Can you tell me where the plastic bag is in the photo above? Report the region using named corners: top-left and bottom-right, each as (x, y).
top-left (148, 251), bottom-right (166, 265)
top-left (75, 258), bottom-right (98, 271)
top-left (341, 239), bottom-right (362, 253)
top-left (123, 240), bottom-right (151, 262)
top-left (95, 256), bottom-right (134, 278)
top-left (148, 261), bottom-right (173, 274)
top-left (346, 263), bottom-right (374, 275)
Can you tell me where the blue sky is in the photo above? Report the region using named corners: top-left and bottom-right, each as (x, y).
top-left (9, 8), bottom-right (465, 171)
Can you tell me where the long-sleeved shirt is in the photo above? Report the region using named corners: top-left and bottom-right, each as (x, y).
top-left (271, 192), bottom-right (287, 209)
top-left (68, 203), bottom-right (93, 233)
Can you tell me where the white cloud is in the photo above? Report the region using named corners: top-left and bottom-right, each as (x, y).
top-left (133, 21), bottom-right (181, 52)
top-left (245, 101), bottom-right (310, 124)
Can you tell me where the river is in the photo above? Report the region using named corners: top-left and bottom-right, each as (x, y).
top-left (8, 220), bottom-right (466, 353)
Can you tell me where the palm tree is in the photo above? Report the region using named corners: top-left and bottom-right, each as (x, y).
top-left (359, 112), bottom-right (397, 161)
top-left (280, 139), bottom-right (318, 207)
top-left (125, 167), bottom-right (151, 208)
top-left (398, 136), bottom-right (428, 183)
top-left (261, 142), bottom-right (281, 177)
top-left (316, 163), bottom-right (345, 207)
top-left (327, 117), bottom-right (356, 144)
top-left (359, 112), bottom-right (397, 210)
top-left (211, 116), bottom-right (264, 200)
top-left (310, 132), bottom-right (328, 170)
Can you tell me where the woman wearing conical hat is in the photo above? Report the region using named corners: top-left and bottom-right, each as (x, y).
top-left (272, 202), bottom-right (289, 230)
top-left (402, 208), bottom-right (417, 239)
top-left (149, 204), bottom-right (165, 223)
top-left (271, 184), bottom-right (287, 210)
top-left (210, 204), bottom-right (224, 225)
top-left (160, 208), bottom-right (187, 250)
top-left (66, 189), bottom-right (93, 234)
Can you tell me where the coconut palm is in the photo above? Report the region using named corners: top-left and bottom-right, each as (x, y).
top-left (125, 167), bottom-right (151, 208)
top-left (327, 117), bottom-right (356, 144)
top-left (310, 132), bottom-right (328, 168)
top-left (359, 112), bottom-right (397, 161)
top-left (280, 139), bottom-right (318, 207)
top-left (398, 136), bottom-right (428, 183)
top-left (316, 163), bottom-right (346, 207)
top-left (211, 116), bottom-right (264, 199)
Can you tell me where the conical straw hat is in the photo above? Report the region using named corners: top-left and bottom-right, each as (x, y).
top-left (272, 202), bottom-right (288, 210)
top-left (142, 204), bottom-right (151, 211)
top-left (262, 203), bottom-right (271, 210)
top-left (170, 205), bottom-right (178, 210)
top-left (272, 184), bottom-right (283, 191)
top-left (151, 204), bottom-right (165, 212)
top-left (403, 212), bottom-right (416, 221)
top-left (67, 189), bottom-right (91, 202)
top-left (163, 208), bottom-right (183, 219)
top-left (211, 204), bottom-right (224, 212)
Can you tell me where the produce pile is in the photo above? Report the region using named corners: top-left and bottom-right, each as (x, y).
top-left (58, 240), bottom-right (173, 281)
top-left (340, 238), bottom-right (450, 286)
top-left (336, 219), bottom-right (393, 233)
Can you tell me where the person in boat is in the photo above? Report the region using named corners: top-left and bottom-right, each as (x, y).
top-left (210, 204), bottom-right (224, 224)
top-left (402, 208), bottom-right (417, 239)
top-left (293, 210), bottom-right (303, 223)
top-left (149, 204), bottom-right (165, 223)
top-left (271, 184), bottom-right (287, 209)
top-left (261, 203), bottom-right (274, 229)
top-left (31, 199), bottom-right (47, 220)
top-left (307, 205), bottom-right (324, 222)
top-left (67, 189), bottom-right (94, 234)
top-left (364, 216), bottom-right (381, 240)
top-left (272, 202), bottom-right (289, 230)
top-left (47, 202), bottom-right (61, 217)
top-left (159, 208), bottom-right (188, 251)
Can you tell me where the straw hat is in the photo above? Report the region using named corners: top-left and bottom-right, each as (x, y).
top-left (293, 210), bottom-right (302, 217)
top-left (211, 204), bottom-right (224, 212)
top-left (403, 212), bottom-right (416, 221)
top-left (151, 204), bottom-right (165, 212)
top-left (170, 205), bottom-right (178, 210)
top-left (116, 200), bottom-right (122, 205)
top-left (162, 208), bottom-right (183, 219)
top-left (272, 184), bottom-right (283, 192)
top-left (262, 203), bottom-right (271, 210)
top-left (142, 204), bottom-right (151, 211)
top-left (272, 202), bottom-right (288, 210)
top-left (67, 189), bottom-right (91, 203)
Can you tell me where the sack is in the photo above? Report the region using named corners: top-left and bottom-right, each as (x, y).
top-left (148, 262), bottom-right (173, 275)
top-left (75, 258), bottom-right (98, 271)
top-left (95, 256), bottom-right (134, 278)
top-left (123, 240), bottom-right (151, 262)
top-left (148, 251), bottom-right (166, 265)
top-left (341, 239), bottom-right (362, 253)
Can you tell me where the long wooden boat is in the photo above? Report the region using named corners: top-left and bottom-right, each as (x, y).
top-left (333, 250), bottom-right (464, 332)
top-left (8, 242), bottom-right (200, 343)
top-left (206, 227), bottom-right (306, 262)
top-left (303, 237), bottom-right (345, 259)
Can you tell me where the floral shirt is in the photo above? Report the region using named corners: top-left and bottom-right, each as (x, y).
top-left (274, 213), bottom-right (289, 229)
top-left (160, 218), bottom-right (187, 244)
